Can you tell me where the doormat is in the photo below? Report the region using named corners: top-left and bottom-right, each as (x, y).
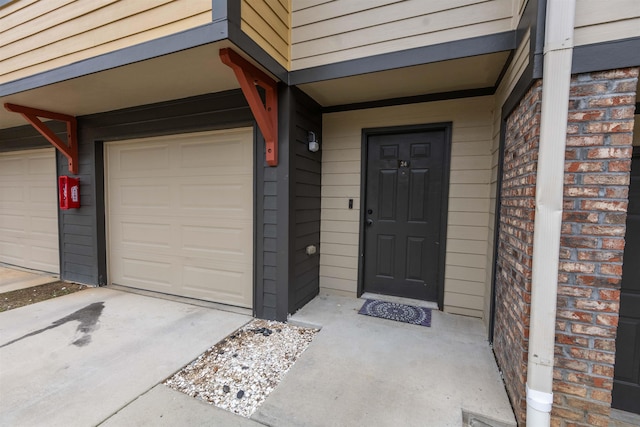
top-left (358, 299), bottom-right (431, 327)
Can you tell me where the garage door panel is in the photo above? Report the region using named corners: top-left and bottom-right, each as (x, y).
top-left (117, 257), bottom-right (175, 288)
top-left (118, 221), bottom-right (172, 248)
top-left (0, 149), bottom-right (59, 273)
top-left (107, 129), bottom-right (253, 308)
top-left (117, 144), bottom-right (171, 173)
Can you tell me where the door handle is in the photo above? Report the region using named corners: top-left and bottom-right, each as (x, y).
top-left (366, 219), bottom-right (374, 227)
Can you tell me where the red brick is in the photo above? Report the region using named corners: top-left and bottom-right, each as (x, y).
top-left (601, 238), bottom-right (625, 250)
top-left (598, 289), bottom-right (620, 301)
top-left (611, 106), bottom-right (636, 119)
top-left (587, 147), bottom-right (633, 159)
top-left (591, 68), bottom-right (639, 79)
top-left (608, 160), bottom-right (632, 172)
top-left (590, 390), bottom-right (612, 403)
top-left (587, 95), bottom-right (636, 107)
top-left (610, 133), bottom-right (633, 145)
top-left (600, 264), bottom-right (623, 276)
top-left (583, 174), bottom-right (629, 185)
top-left (575, 299), bottom-right (619, 312)
top-left (565, 161), bottom-right (603, 172)
top-left (560, 236), bottom-right (598, 248)
top-left (575, 275), bottom-right (621, 288)
top-left (580, 200), bottom-right (627, 212)
top-left (559, 262), bottom-right (595, 273)
top-left (555, 381), bottom-right (588, 397)
top-left (603, 213), bottom-right (627, 224)
top-left (557, 310), bottom-right (593, 323)
top-left (594, 338), bottom-right (617, 351)
top-left (568, 110), bottom-right (606, 121)
top-left (577, 251), bottom-right (621, 262)
top-left (580, 224), bottom-right (626, 236)
top-left (571, 324), bottom-right (616, 338)
top-left (587, 414), bottom-right (610, 427)
top-left (565, 135), bottom-right (604, 146)
top-left (596, 314), bottom-right (618, 327)
top-left (604, 187), bottom-right (629, 198)
top-left (592, 364), bottom-right (614, 377)
top-left (563, 212), bottom-right (599, 223)
top-left (558, 285), bottom-right (593, 298)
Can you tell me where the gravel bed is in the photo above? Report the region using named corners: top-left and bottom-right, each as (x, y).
top-left (164, 319), bottom-right (318, 418)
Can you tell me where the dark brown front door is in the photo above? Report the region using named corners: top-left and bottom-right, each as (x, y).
top-left (612, 147), bottom-right (640, 414)
top-left (362, 127), bottom-right (448, 302)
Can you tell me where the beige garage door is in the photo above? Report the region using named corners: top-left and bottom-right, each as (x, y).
top-left (106, 129), bottom-right (254, 308)
top-left (0, 149), bottom-right (59, 273)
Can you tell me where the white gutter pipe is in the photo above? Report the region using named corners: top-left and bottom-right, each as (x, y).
top-left (526, 0), bottom-right (576, 426)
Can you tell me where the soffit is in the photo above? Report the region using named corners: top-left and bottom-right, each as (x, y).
top-left (0, 41), bottom-right (273, 130)
top-left (298, 51), bottom-right (511, 107)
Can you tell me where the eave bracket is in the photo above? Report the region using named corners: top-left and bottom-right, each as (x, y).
top-left (220, 48), bottom-right (278, 166)
top-left (4, 103), bottom-right (78, 174)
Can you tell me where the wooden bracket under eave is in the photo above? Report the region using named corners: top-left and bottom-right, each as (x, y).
top-left (4, 103), bottom-right (78, 174)
top-left (220, 48), bottom-right (278, 166)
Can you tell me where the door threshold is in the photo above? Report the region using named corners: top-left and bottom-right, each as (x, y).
top-left (361, 292), bottom-right (438, 310)
top-left (107, 284), bottom-right (253, 317)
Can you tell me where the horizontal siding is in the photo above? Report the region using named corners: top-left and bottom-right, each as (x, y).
top-left (241, 0), bottom-right (290, 68)
top-left (291, 0), bottom-right (514, 70)
top-left (320, 97), bottom-right (495, 318)
top-left (0, 0), bottom-right (211, 84)
top-left (574, 0), bottom-right (640, 46)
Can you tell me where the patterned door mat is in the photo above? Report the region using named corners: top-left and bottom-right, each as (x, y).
top-left (358, 299), bottom-right (431, 327)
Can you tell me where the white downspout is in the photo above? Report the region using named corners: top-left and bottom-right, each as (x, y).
top-left (526, 0), bottom-right (576, 426)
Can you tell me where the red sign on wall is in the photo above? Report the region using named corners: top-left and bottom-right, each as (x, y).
top-left (58, 176), bottom-right (80, 210)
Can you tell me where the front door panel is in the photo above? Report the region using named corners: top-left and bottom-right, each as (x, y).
top-left (613, 149), bottom-right (640, 414)
top-left (363, 130), bottom-right (446, 301)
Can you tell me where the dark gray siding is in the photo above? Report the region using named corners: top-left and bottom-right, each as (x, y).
top-left (0, 122), bottom-right (66, 152)
top-left (289, 87), bottom-right (322, 313)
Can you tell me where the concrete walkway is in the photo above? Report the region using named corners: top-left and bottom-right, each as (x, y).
top-left (0, 284), bottom-right (515, 426)
top-left (252, 294), bottom-right (516, 427)
top-left (0, 265), bottom-right (59, 293)
top-left (0, 287), bottom-right (250, 426)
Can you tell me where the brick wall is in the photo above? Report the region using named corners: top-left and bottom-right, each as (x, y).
top-left (494, 68), bottom-right (638, 426)
top-left (493, 80), bottom-right (543, 426)
top-left (552, 67), bottom-right (638, 427)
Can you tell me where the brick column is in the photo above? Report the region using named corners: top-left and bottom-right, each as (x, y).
top-left (552, 68), bottom-right (638, 426)
top-left (494, 81), bottom-right (543, 426)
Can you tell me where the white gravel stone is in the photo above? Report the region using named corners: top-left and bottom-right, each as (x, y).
top-left (164, 319), bottom-right (318, 418)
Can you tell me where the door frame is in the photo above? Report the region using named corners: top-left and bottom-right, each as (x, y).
top-left (357, 122), bottom-right (452, 309)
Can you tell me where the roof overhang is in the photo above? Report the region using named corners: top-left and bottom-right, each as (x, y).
top-left (299, 51), bottom-right (512, 108)
top-left (0, 39), bottom-right (281, 130)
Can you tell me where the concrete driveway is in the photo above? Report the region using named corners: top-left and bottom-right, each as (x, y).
top-left (0, 287), bottom-right (250, 426)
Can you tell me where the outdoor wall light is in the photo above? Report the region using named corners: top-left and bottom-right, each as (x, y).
top-left (308, 131), bottom-right (320, 152)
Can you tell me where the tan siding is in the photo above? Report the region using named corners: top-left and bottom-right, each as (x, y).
top-left (291, 0), bottom-right (514, 70)
top-left (241, 0), bottom-right (290, 68)
top-left (0, 0), bottom-right (211, 84)
top-left (574, 0), bottom-right (640, 46)
top-left (320, 97), bottom-right (495, 318)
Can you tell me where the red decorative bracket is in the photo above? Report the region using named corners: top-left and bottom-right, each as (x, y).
top-left (4, 103), bottom-right (78, 174)
top-left (220, 48), bottom-right (278, 166)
